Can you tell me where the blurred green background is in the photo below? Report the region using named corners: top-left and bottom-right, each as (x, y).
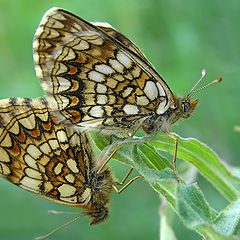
top-left (0, 0), bottom-right (239, 239)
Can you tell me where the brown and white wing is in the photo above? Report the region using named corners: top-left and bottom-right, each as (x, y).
top-left (0, 98), bottom-right (94, 207)
top-left (93, 21), bottom-right (151, 64)
top-left (33, 8), bottom-right (174, 133)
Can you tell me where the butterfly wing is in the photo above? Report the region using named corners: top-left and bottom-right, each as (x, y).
top-left (0, 98), bottom-right (97, 208)
top-left (33, 8), bottom-right (174, 133)
top-left (93, 21), bottom-right (151, 64)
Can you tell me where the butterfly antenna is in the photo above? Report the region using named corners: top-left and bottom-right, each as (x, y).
top-left (187, 69), bottom-right (222, 98)
top-left (35, 211), bottom-right (85, 240)
top-left (48, 210), bottom-right (83, 215)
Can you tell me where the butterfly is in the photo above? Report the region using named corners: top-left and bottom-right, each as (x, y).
top-left (33, 8), bottom-right (221, 180)
top-left (0, 98), bottom-right (115, 225)
top-left (33, 7), bottom-right (179, 133)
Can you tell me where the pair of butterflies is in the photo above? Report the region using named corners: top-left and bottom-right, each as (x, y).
top-left (0, 7), bottom-right (220, 228)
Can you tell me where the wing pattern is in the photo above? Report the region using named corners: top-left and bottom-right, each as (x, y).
top-left (33, 8), bottom-right (174, 134)
top-left (0, 98), bottom-right (113, 224)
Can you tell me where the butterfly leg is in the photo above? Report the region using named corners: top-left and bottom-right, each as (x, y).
top-left (129, 123), bottom-right (143, 137)
top-left (166, 133), bottom-right (180, 182)
top-left (109, 135), bottom-right (112, 145)
top-left (97, 123), bottom-right (143, 175)
top-left (97, 148), bottom-right (118, 174)
top-left (115, 167), bottom-right (134, 186)
top-left (112, 167), bottom-right (144, 194)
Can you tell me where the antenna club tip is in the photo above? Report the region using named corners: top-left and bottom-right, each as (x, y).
top-left (217, 77), bottom-right (222, 82)
top-left (48, 210), bottom-right (57, 214)
top-left (201, 69), bottom-right (206, 76)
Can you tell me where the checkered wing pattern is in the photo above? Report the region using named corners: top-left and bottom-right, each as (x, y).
top-left (33, 8), bottom-right (174, 134)
top-left (0, 98), bottom-right (113, 223)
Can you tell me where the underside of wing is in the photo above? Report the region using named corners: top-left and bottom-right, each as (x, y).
top-left (92, 21), bottom-right (151, 64)
top-left (0, 98), bottom-right (94, 207)
top-left (33, 8), bottom-right (174, 133)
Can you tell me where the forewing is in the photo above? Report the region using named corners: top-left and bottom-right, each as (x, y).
top-left (93, 22), bottom-right (151, 64)
top-left (33, 8), bottom-right (174, 133)
top-left (0, 98), bottom-right (94, 207)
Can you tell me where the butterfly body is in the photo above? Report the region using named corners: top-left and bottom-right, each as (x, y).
top-left (142, 96), bottom-right (199, 133)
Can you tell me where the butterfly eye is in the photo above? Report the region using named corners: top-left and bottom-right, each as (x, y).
top-left (97, 174), bottom-right (104, 181)
top-left (182, 100), bottom-right (190, 113)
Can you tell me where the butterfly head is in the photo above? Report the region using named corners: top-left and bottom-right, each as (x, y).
top-left (170, 70), bottom-right (222, 125)
top-left (87, 206), bottom-right (110, 225)
top-left (174, 96), bottom-right (199, 120)
top-left (167, 96), bottom-right (197, 127)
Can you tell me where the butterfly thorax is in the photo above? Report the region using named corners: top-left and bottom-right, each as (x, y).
top-left (143, 96), bottom-right (198, 133)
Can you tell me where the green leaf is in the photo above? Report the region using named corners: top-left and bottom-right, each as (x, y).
top-left (90, 132), bottom-right (240, 239)
top-left (159, 202), bottom-right (178, 240)
top-left (148, 133), bottom-right (240, 201)
top-left (176, 184), bottom-right (216, 228)
top-left (200, 227), bottom-right (239, 240)
top-left (131, 145), bottom-right (176, 181)
top-left (89, 131), bottom-right (145, 165)
top-left (131, 145), bottom-right (177, 208)
top-left (131, 144), bottom-right (239, 239)
top-left (132, 143), bottom-right (172, 170)
top-left (213, 199), bottom-right (240, 236)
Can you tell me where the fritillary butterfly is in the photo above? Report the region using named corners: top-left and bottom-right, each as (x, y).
top-left (0, 98), bottom-right (114, 224)
top-left (33, 7), bottom-right (179, 134)
top-left (33, 8), bottom-right (221, 180)
top-left (33, 8), bottom-right (221, 135)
